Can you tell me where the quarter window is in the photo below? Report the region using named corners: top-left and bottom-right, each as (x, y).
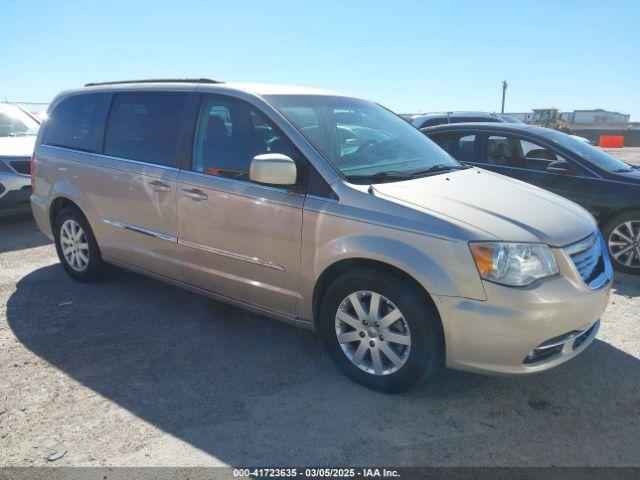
top-left (487, 135), bottom-right (562, 172)
top-left (42, 93), bottom-right (110, 152)
top-left (104, 93), bottom-right (188, 167)
top-left (431, 133), bottom-right (476, 162)
top-left (192, 97), bottom-right (296, 181)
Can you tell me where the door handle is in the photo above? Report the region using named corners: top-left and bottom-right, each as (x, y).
top-left (147, 180), bottom-right (172, 193)
top-left (182, 188), bottom-right (208, 201)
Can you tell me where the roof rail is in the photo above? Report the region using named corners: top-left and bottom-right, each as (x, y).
top-left (84, 78), bottom-right (223, 87)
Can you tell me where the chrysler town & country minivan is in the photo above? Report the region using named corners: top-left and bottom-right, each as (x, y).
top-left (31, 80), bottom-right (612, 392)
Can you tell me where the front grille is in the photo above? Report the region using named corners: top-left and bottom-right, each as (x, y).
top-left (9, 159), bottom-right (30, 175)
top-left (565, 232), bottom-right (606, 288)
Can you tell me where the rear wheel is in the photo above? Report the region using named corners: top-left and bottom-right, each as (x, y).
top-left (603, 213), bottom-right (640, 274)
top-left (318, 269), bottom-right (444, 393)
top-left (53, 207), bottom-right (106, 282)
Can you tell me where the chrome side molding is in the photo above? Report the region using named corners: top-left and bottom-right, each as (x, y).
top-left (178, 238), bottom-right (285, 271)
top-left (102, 218), bottom-right (177, 243)
top-left (102, 218), bottom-right (286, 271)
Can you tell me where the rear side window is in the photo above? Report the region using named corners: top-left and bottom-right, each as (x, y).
top-left (43, 93), bottom-right (110, 152)
top-left (104, 93), bottom-right (188, 167)
top-left (431, 133), bottom-right (476, 162)
top-left (419, 118), bottom-right (447, 128)
top-left (453, 117), bottom-right (494, 123)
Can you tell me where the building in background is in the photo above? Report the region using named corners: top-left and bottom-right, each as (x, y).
top-left (507, 109), bottom-right (630, 126)
top-left (566, 109), bottom-right (630, 125)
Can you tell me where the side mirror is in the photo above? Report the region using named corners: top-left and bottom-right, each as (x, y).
top-left (249, 153), bottom-right (297, 186)
top-left (546, 159), bottom-right (571, 174)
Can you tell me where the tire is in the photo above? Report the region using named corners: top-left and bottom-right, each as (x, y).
top-left (318, 269), bottom-right (444, 393)
top-left (53, 206), bottom-right (106, 282)
top-left (602, 212), bottom-right (640, 275)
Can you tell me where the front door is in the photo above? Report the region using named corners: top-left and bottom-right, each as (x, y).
top-left (177, 95), bottom-right (304, 316)
top-left (479, 133), bottom-right (588, 207)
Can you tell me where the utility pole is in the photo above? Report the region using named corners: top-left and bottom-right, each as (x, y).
top-left (501, 81), bottom-right (508, 114)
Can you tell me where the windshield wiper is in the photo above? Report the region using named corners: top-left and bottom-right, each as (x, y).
top-left (407, 164), bottom-right (469, 176)
top-left (346, 164), bottom-right (469, 184)
top-left (346, 170), bottom-right (414, 184)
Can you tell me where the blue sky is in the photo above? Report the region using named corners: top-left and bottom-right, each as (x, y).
top-left (2, 0), bottom-right (639, 119)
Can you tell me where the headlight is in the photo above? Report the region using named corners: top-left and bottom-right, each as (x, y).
top-left (469, 242), bottom-right (558, 286)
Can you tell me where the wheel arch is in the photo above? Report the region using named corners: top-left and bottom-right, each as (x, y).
top-left (49, 195), bottom-right (102, 257)
top-left (311, 257), bottom-right (447, 365)
top-left (49, 196), bottom-right (83, 227)
top-left (598, 207), bottom-right (640, 231)
top-left (312, 258), bottom-right (438, 323)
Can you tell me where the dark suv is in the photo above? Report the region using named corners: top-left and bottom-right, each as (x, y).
top-left (410, 112), bottom-right (522, 129)
top-left (423, 122), bottom-right (640, 274)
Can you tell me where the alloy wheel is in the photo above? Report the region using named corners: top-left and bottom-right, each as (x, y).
top-left (335, 290), bottom-right (411, 376)
top-left (608, 220), bottom-right (640, 269)
top-left (60, 219), bottom-right (90, 272)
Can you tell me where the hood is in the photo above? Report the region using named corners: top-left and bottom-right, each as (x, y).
top-left (0, 136), bottom-right (37, 158)
top-left (371, 167), bottom-right (596, 247)
top-left (608, 167), bottom-right (640, 183)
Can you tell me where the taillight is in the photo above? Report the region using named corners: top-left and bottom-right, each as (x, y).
top-left (30, 153), bottom-right (36, 190)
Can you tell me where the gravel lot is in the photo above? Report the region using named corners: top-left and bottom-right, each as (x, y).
top-left (1, 148), bottom-right (639, 468)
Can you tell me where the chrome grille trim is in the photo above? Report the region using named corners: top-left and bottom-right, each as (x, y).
top-left (564, 232), bottom-right (598, 256)
top-left (564, 232), bottom-right (612, 290)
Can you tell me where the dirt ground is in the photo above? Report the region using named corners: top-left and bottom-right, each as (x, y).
top-left (602, 146), bottom-right (640, 165)
top-left (1, 149), bottom-right (639, 468)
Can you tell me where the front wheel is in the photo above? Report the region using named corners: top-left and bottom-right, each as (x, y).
top-left (603, 213), bottom-right (640, 274)
top-left (318, 270), bottom-right (444, 393)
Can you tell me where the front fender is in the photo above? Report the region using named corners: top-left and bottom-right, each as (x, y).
top-left (319, 234), bottom-right (460, 295)
top-left (298, 220), bottom-right (487, 321)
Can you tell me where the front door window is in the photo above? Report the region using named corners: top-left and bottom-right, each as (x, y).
top-left (487, 135), bottom-right (564, 172)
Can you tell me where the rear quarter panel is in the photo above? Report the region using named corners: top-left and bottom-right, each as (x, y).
top-left (33, 145), bottom-right (99, 239)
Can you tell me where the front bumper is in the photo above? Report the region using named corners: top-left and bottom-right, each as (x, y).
top-left (0, 171), bottom-right (31, 209)
top-left (436, 244), bottom-right (612, 375)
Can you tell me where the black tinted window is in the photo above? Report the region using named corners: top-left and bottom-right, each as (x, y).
top-left (431, 133), bottom-right (476, 162)
top-left (104, 93), bottom-right (188, 167)
top-left (487, 135), bottom-right (563, 172)
top-left (192, 97), bottom-right (296, 181)
top-left (43, 93), bottom-right (110, 152)
top-left (453, 117), bottom-right (494, 123)
top-left (420, 118), bottom-right (447, 128)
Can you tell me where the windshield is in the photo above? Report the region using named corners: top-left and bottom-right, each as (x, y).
top-left (0, 104), bottom-right (40, 137)
top-left (544, 129), bottom-right (635, 173)
top-left (266, 95), bottom-right (460, 183)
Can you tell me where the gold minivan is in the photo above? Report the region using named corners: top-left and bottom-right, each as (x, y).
top-left (31, 80), bottom-right (612, 392)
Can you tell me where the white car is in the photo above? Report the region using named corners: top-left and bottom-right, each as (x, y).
top-left (0, 103), bottom-right (39, 209)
